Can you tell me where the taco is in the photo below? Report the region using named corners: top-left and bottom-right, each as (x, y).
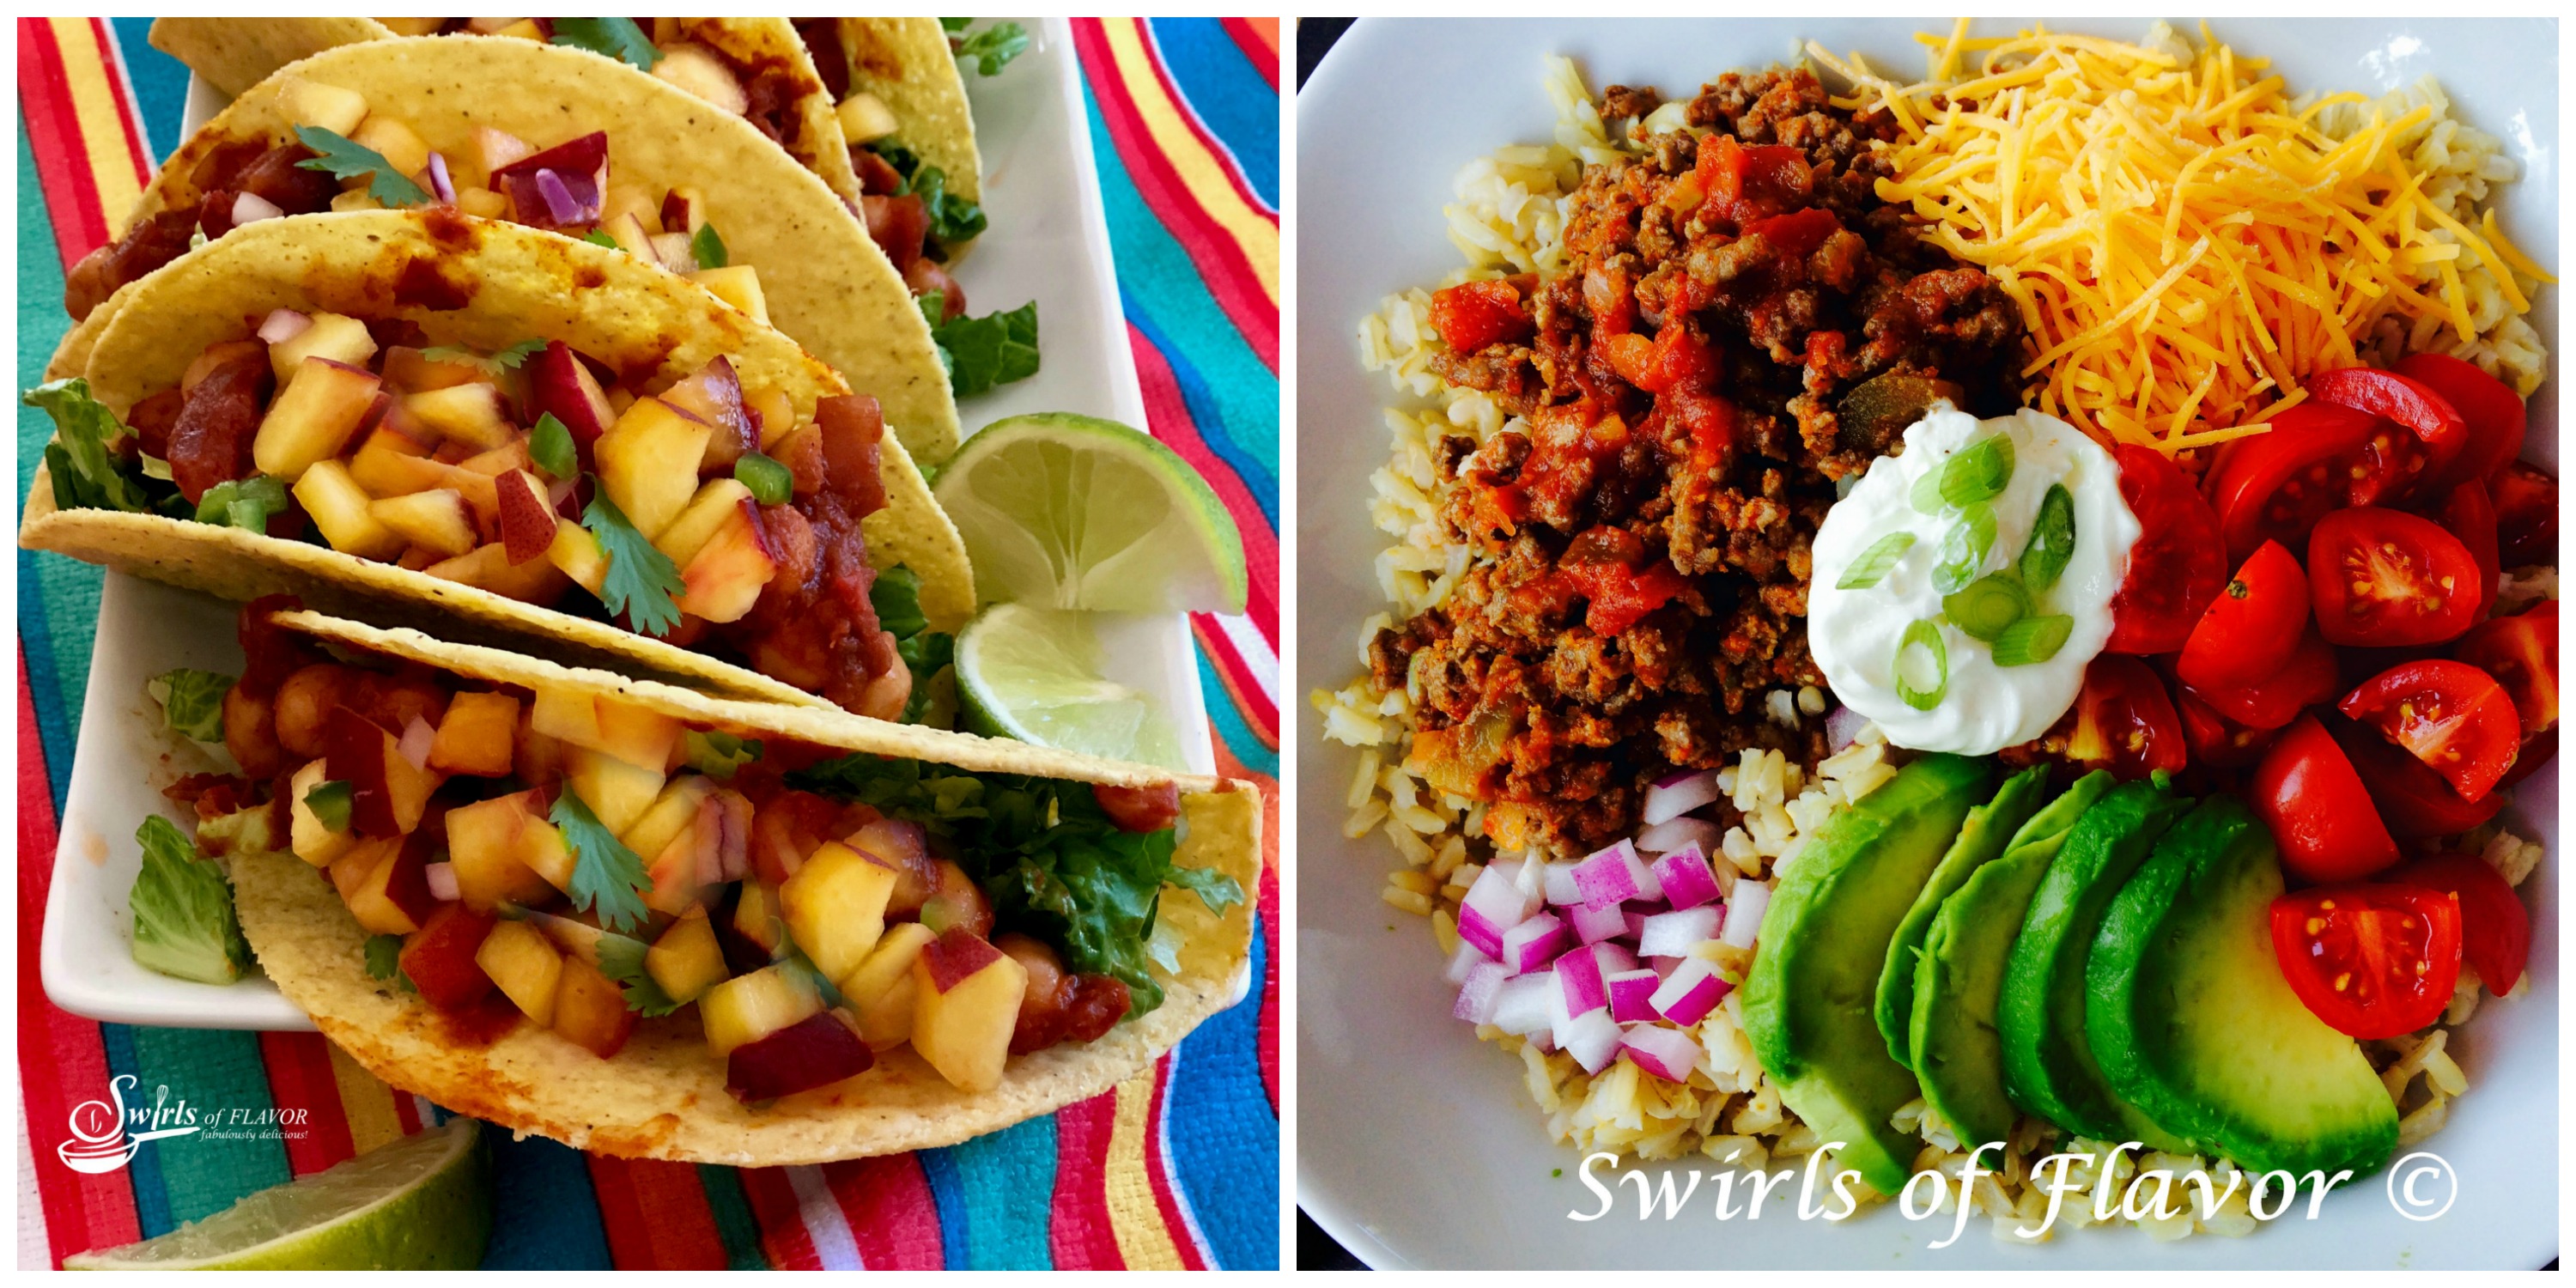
top-left (799, 18), bottom-right (987, 283)
top-left (23, 208), bottom-right (972, 717)
top-left (60, 33), bottom-right (958, 461)
top-left (177, 598), bottom-right (1258, 1163)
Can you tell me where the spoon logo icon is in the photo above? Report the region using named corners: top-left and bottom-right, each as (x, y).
top-left (57, 1075), bottom-right (199, 1175)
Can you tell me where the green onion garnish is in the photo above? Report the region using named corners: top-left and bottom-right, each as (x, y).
top-left (1932, 502), bottom-right (1998, 594)
top-left (1990, 614), bottom-right (2074, 666)
top-left (1943, 573), bottom-right (2030, 641)
top-left (1939, 433), bottom-right (2016, 508)
top-left (2019, 483), bottom-right (2076, 594)
top-left (1895, 618), bottom-right (1949, 710)
top-left (733, 450), bottom-right (793, 506)
top-left (304, 780), bottom-right (354, 832)
top-left (1837, 531), bottom-right (1917, 590)
top-left (1910, 465), bottom-right (1947, 514)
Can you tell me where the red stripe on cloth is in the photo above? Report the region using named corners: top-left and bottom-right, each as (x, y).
top-left (18, 17), bottom-right (113, 265)
top-left (736, 1167), bottom-right (822, 1270)
top-left (1073, 19), bottom-right (1279, 373)
top-left (587, 1155), bottom-right (729, 1270)
top-left (1220, 17), bottom-right (1281, 91)
top-left (1190, 615), bottom-right (1279, 749)
top-left (1134, 18), bottom-right (1277, 220)
top-left (1046, 1092), bottom-right (1125, 1268)
top-left (255, 1033), bottom-right (356, 1176)
top-left (88, 15), bottom-right (155, 190)
top-left (1125, 323), bottom-right (1279, 650)
top-left (1257, 863), bottom-right (1281, 1109)
top-left (1139, 1056), bottom-right (1207, 1269)
top-left (18, 663), bottom-right (145, 1267)
top-left (390, 1090), bottom-right (422, 1135)
top-left (820, 1155), bottom-right (944, 1269)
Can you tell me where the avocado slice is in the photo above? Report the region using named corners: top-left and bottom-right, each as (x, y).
top-left (1909, 769), bottom-right (2117, 1151)
top-left (2087, 796), bottom-right (2399, 1176)
top-left (1996, 777), bottom-right (2193, 1149)
top-left (1874, 766), bottom-right (2050, 1066)
top-left (1742, 753), bottom-right (1992, 1196)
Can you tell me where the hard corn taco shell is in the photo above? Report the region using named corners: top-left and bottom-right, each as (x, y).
top-left (21, 209), bottom-right (973, 709)
top-left (833, 18), bottom-right (983, 207)
top-left (76, 34), bottom-right (957, 460)
top-left (229, 609), bottom-right (1262, 1163)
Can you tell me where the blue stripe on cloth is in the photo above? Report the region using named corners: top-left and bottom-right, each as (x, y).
top-left (94, 1025), bottom-right (168, 1237)
top-left (17, 116), bottom-right (94, 813)
top-left (479, 1132), bottom-right (614, 1269)
top-left (1197, 651), bottom-right (1279, 775)
top-left (1145, 18), bottom-right (1279, 211)
top-left (923, 1115), bottom-right (1057, 1268)
top-left (1124, 301), bottom-right (1279, 528)
top-left (1164, 903), bottom-right (1278, 1269)
top-left (913, 1145), bottom-right (970, 1268)
top-left (108, 15), bottom-right (188, 162)
top-left (126, 1026), bottom-right (291, 1227)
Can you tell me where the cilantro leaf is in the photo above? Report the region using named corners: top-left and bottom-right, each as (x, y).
top-left (954, 21), bottom-right (1030, 76)
top-left (595, 930), bottom-right (683, 1017)
top-left (691, 222), bottom-right (727, 270)
top-left (683, 730), bottom-right (764, 779)
top-left (551, 16), bottom-right (662, 70)
top-left (869, 565), bottom-right (953, 724)
top-left (149, 668), bottom-right (236, 743)
top-left (929, 300), bottom-right (1040, 398)
top-left (130, 816), bottom-right (252, 985)
top-left (421, 338), bottom-right (544, 375)
top-left (25, 379), bottom-right (155, 513)
top-left (292, 125), bottom-right (429, 207)
top-left (194, 474), bottom-right (289, 532)
top-left (363, 933), bottom-right (413, 989)
top-left (580, 489), bottom-right (685, 637)
top-left (582, 228), bottom-right (621, 250)
top-left (549, 789), bottom-right (652, 933)
top-left (528, 413), bottom-right (578, 480)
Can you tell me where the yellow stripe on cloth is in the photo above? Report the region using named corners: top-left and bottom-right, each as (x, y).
top-left (46, 16), bottom-right (148, 239)
top-left (325, 1042), bottom-right (407, 1155)
top-left (1103, 1068), bottom-right (1186, 1270)
top-left (1097, 17), bottom-right (1280, 306)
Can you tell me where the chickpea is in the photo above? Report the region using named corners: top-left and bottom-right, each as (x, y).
top-left (222, 684), bottom-right (285, 780)
top-left (355, 667), bottom-right (449, 733)
top-left (854, 647), bottom-right (912, 722)
top-left (271, 664), bottom-right (354, 758)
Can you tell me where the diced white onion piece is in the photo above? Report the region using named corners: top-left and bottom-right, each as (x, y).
top-left (1444, 939), bottom-right (1495, 985)
top-left (1637, 815), bottom-right (1723, 857)
top-left (1651, 843), bottom-right (1724, 910)
top-left (257, 308), bottom-right (312, 343)
top-left (1499, 911), bottom-right (1570, 975)
top-left (398, 716), bottom-right (436, 771)
top-left (1541, 861), bottom-right (1583, 907)
top-left (1827, 703), bottom-right (1869, 751)
top-left (1453, 963), bottom-right (1510, 1025)
top-left (1607, 969), bottom-right (1662, 1024)
top-left (1567, 899), bottom-right (1628, 945)
top-left (1622, 1024), bottom-right (1704, 1082)
top-left (1643, 768), bottom-right (1724, 825)
top-left (1491, 972), bottom-right (1556, 1036)
top-left (1562, 1008), bottom-right (1624, 1072)
top-left (1458, 866), bottom-right (1540, 957)
top-left (1636, 906), bottom-right (1722, 959)
top-left (231, 191), bottom-right (285, 226)
top-left (1649, 956), bottom-right (1731, 1026)
top-left (424, 861), bottom-right (459, 902)
top-left (1557, 945), bottom-right (1608, 1015)
top-left (1721, 881), bottom-right (1771, 949)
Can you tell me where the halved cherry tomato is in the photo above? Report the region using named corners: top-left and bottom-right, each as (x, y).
top-left (2337, 659), bottom-right (2522, 801)
top-left (2250, 714), bottom-right (2400, 882)
top-left (2184, 625), bottom-right (2339, 730)
top-left (2206, 402), bottom-right (2378, 562)
top-left (1428, 279), bottom-right (1534, 354)
top-left (2304, 366), bottom-right (2469, 504)
top-left (2488, 459), bottom-right (2557, 568)
top-left (2452, 600), bottom-right (2559, 738)
top-left (2499, 727), bottom-right (2556, 788)
top-left (2307, 507), bottom-right (2482, 647)
top-left (2424, 477), bottom-right (2500, 621)
top-left (2390, 853), bottom-right (2530, 994)
top-left (2394, 353), bottom-right (2526, 492)
top-left (2178, 690), bottom-right (2281, 769)
top-left (2177, 539), bottom-right (2308, 692)
top-left (2105, 444), bottom-right (2227, 654)
top-left (2269, 883), bottom-right (2462, 1039)
top-left (2326, 715), bottom-right (2506, 839)
top-left (2063, 656), bottom-right (2187, 780)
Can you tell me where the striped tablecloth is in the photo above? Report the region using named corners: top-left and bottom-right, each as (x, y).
top-left (16, 16), bottom-right (1279, 1270)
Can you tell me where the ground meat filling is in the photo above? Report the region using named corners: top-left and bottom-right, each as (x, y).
top-left (1394, 69), bottom-right (2021, 851)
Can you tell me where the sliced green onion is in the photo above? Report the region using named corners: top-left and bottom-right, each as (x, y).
top-left (1836, 531), bottom-right (1917, 589)
top-left (1990, 614), bottom-right (2074, 666)
top-left (1940, 433), bottom-right (2015, 508)
top-left (1909, 465), bottom-right (1947, 514)
top-left (304, 780), bottom-right (354, 832)
top-left (529, 412), bottom-right (577, 481)
top-left (1895, 618), bottom-right (1949, 710)
top-left (1943, 573), bottom-right (2030, 641)
top-left (1931, 503), bottom-right (1998, 594)
top-left (733, 450), bottom-right (793, 506)
top-left (2019, 483), bottom-right (2076, 594)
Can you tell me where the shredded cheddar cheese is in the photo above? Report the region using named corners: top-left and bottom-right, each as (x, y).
top-left (1807, 21), bottom-right (2555, 453)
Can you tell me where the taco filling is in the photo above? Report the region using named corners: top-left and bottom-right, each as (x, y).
top-left (181, 598), bottom-right (1242, 1103)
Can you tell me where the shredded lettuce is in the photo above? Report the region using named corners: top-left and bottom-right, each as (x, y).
top-left (150, 668), bottom-right (235, 743)
top-left (25, 379), bottom-right (158, 513)
top-left (130, 817), bottom-right (252, 985)
top-left (948, 21), bottom-right (1030, 76)
top-left (922, 296), bottom-right (1040, 398)
top-left (869, 565), bottom-right (954, 724)
top-left (683, 730), bottom-right (763, 779)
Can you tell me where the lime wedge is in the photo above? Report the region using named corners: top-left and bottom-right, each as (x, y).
top-left (64, 1119), bottom-right (490, 1271)
top-left (956, 604), bottom-right (1186, 770)
top-left (933, 412), bottom-right (1248, 613)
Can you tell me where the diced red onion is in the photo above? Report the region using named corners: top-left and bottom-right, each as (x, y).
top-left (1607, 969), bottom-right (1662, 1023)
top-left (1622, 1024), bottom-right (1704, 1082)
top-left (1649, 957), bottom-right (1732, 1026)
top-left (1643, 768), bottom-right (1724, 825)
top-left (1637, 816), bottom-right (1724, 857)
top-left (1651, 843), bottom-right (1723, 910)
top-left (1499, 911), bottom-right (1570, 975)
top-left (1574, 838), bottom-right (1661, 906)
top-left (1491, 973), bottom-right (1556, 1036)
top-left (1585, 941), bottom-right (1639, 975)
top-left (1541, 861), bottom-right (1583, 907)
top-left (398, 716), bottom-right (436, 771)
top-left (1637, 906), bottom-right (1722, 959)
top-left (1444, 939), bottom-right (1496, 985)
top-left (1648, 955), bottom-right (1683, 980)
top-left (424, 861), bottom-right (459, 902)
top-left (1557, 946), bottom-right (1608, 1016)
top-left (426, 150), bottom-right (455, 204)
top-left (1720, 882), bottom-right (1771, 949)
top-left (533, 168), bottom-right (582, 223)
top-left (1561, 1008), bottom-right (1623, 1072)
top-left (1827, 703), bottom-right (1868, 751)
top-left (257, 308), bottom-right (312, 343)
top-left (1625, 907), bottom-right (1651, 941)
top-left (231, 191), bottom-right (284, 226)
top-left (1568, 899), bottom-right (1628, 945)
top-left (1458, 866), bottom-right (1540, 957)
top-left (1453, 963), bottom-right (1509, 1024)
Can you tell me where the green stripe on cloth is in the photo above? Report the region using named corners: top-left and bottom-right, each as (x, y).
top-left (696, 1165), bottom-right (770, 1271)
top-left (16, 117), bottom-right (104, 811)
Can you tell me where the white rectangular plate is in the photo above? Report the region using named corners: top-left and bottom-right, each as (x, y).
top-left (43, 15), bottom-right (1210, 1032)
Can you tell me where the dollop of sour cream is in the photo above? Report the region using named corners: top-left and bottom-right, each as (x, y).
top-left (1809, 403), bottom-right (2141, 755)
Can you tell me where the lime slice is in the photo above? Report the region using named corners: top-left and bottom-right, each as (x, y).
top-left (933, 412), bottom-right (1248, 613)
top-left (957, 603), bottom-right (1186, 770)
top-left (64, 1119), bottom-right (490, 1270)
